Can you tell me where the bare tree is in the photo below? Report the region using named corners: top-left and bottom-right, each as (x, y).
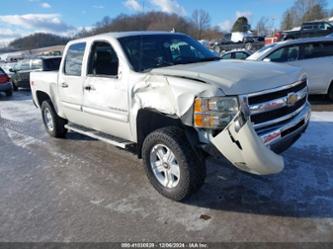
top-left (303, 4), bottom-right (327, 22)
top-left (281, 9), bottom-right (295, 30)
top-left (256, 17), bottom-right (273, 35)
top-left (191, 9), bottom-right (211, 39)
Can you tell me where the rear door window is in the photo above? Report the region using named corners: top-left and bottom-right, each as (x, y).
top-left (64, 43), bottom-right (86, 76)
top-left (302, 42), bottom-right (333, 59)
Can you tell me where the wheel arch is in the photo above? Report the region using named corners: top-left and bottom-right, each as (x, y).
top-left (135, 108), bottom-right (203, 159)
top-left (35, 90), bottom-right (60, 114)
top-left (136, 108), bottom-right (183, 158)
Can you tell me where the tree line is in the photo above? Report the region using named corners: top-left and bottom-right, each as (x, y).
top-left (5, 0), bottom-right (333, 51)
top-left (281, 0), bottom-right (332, 30)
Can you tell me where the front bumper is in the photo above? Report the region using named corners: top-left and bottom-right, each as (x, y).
top-left (209, 102), bottom-right (311, 175)
top-left (0, 82), bottom-right (13, 92)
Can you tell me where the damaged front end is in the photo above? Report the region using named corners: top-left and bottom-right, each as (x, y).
top-left (196, 79), bottom-right (311, 175)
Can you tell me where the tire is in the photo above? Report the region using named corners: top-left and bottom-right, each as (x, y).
top-left (41, 100), bottom-right (67, 138)
top-left (5, 89), bottom-right (13, 97)
top-left (328, 81), bottom-right (333, 101)
top-left (142, 126), bottom-right (206, 201)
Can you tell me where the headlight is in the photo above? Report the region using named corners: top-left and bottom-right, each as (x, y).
top-left (194, 97), bottom-right (239, 129)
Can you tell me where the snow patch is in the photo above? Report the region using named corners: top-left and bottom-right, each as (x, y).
top-left (294, 112), bottom-right (333, 150)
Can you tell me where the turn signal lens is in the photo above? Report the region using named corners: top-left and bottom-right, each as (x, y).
top-left (193, 97), bottom-right (239, 129)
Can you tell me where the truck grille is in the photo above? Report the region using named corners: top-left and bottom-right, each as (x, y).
top-left (247, 79), bottom-right (308, 135)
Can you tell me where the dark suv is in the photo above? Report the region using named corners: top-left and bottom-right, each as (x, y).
top-left (283, 21), bottom-right (333, 40)
top-left (11, 56), bottom-right (61, 90)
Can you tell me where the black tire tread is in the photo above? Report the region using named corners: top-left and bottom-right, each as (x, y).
top-left (142, 126), bottom-right (205, 201)
top-left (41, 100), bottom-right (67, 138)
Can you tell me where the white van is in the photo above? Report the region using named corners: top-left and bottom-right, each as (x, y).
top-left (247, 37), bottom-right (333, 100)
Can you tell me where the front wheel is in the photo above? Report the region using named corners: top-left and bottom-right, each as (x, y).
top-left (142, 127), bottom-right (206, 201)
top-left (41, 100), bottom-right (67, 138)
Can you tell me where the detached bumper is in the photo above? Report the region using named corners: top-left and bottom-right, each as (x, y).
top-left (209, 103), bottom-right (311, 175)
top-left (0, 82), bottom-right (13, 92)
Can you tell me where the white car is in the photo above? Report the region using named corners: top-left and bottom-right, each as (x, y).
top-left (30, 32), bottom-right (310, 201)
top-left (221, 50), bottom-right (252, 60)
top-left (247, 37), bottom-right (333, 100)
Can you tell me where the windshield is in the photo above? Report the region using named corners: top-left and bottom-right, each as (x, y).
top-left (118, 34), bottom-right (219, 72)
top-left (247, 43), bottom-right (278, 60)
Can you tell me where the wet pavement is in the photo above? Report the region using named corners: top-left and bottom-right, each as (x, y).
top-left (0, 91), bottom-right (333, 242)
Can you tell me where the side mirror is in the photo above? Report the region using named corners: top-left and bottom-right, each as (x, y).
top-left (263, 58), bottom-right (271, 62)
top-left (9, 68), bottom-right (15, 73)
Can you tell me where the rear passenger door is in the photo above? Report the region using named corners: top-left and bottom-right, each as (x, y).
top-left (58, 42), bottom-right (87, 123)
top-left (82, 40), bottom-right (131, 140)
top-left (296, 42), bottom-right (333, 94)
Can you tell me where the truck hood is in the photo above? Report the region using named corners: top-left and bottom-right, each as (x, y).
top-left (151, 60), bottom-right (303, 95)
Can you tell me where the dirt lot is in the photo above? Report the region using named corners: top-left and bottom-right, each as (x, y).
top-left (0, 91), bottom-right (333, 242)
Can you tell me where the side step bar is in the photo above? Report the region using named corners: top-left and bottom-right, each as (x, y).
top-left (65, 123), bottom-right (134, 149)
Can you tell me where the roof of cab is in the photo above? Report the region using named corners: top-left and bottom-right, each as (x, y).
top-left (69, 31), bottom-right (185, 44)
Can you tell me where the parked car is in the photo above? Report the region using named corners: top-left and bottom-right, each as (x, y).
top-left (0, 62), bottom-right (16, 78)
top-left (0, 67), bottom-right (13, 97)
top-left (283, 20), bottom-right (333, 40)
top-left (247, 37), bottom-right (333, 100)
top-left (221, 50), bottom-right (252, 60)
top-left (11, 56), bottom-right (61, 90)
top-left (30, 31), bottom-right (310, 201)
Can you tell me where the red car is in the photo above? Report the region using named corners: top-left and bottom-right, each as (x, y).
top-left (0, 67), bottom-right (13, 97)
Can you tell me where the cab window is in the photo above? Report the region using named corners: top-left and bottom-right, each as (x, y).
top-left (64, 43), bottom-right (86, 76)
top-left (222, 53), bottom-right (232, 59)
top-left (266, 45), bottom-right (300, 62)
top-left (235, 52), bottom-right (248, 60)
top-left (87, 41), bottom-right (119, 76)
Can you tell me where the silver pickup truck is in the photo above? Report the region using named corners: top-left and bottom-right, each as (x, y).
top-left (31, 31), bottom-right (311, 201)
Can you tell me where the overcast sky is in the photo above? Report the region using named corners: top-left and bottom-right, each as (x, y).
top-left (0, 0), bottom-right (333, 44)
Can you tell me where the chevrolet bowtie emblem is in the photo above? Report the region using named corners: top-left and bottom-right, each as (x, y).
top-left (287, 92), bottom-right (298, 107)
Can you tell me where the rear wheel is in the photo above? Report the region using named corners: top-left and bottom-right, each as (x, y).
top-left (41, 100), bottom-right (67, 138)
top-left (142, 127), bottom-right (206, 201)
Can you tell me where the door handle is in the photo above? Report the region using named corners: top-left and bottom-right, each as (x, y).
top-left (84, 85), bottom-right (96, 91)
top-left (61, 82), bottom-right (69, 88)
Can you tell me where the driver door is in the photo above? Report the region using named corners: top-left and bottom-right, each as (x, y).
top-left (82, 40), bottom-right (131, 140)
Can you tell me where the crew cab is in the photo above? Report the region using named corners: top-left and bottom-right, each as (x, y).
top-left (31, 32), bottom-right (311, 201)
